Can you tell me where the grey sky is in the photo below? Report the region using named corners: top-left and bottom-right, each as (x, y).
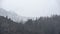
top-left (0, 0), bottom-right (1, 6)
top-left (1, 0), bottom-right (60, 17)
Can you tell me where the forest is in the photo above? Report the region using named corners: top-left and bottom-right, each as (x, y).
top-left (0, 15), bottom-right (60, 34)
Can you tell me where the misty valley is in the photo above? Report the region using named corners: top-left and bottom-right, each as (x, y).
top-left (1, 0), bottom-right (60, 34)
top-left (0, 8), bottom-right (60, 34)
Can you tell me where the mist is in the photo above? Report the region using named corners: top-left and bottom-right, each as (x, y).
top-left (1, 0), bottom-right (60, 34)
top-left (1, 0), bottom-right (60, 17)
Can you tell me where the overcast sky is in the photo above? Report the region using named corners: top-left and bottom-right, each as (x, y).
top-left (1, 0), bottom-right (60, 17)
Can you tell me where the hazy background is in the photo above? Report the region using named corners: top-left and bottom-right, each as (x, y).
top-left (1, 0), bottom-right (60, 17)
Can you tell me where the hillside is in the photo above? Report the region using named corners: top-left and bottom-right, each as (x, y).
top-left (0, 8), bottom-right (29, 22)
top-left (0, 15), bottom-right (60, 34)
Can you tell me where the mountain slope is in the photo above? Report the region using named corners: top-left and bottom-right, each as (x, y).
top-left (0, 8), bottom-right (29, 22)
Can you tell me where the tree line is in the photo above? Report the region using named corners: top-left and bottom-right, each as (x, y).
top-left (0, 15), bottom-right (60, 34)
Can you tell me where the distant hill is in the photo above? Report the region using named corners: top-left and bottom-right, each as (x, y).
top-left (0, 8), bottom-right (31, 22)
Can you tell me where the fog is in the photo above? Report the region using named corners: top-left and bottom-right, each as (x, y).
top-left (1, 0), bottom-right (60, 17)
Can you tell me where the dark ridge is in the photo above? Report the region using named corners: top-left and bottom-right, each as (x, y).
top-left (0, 15), bottom-right (60, 34)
